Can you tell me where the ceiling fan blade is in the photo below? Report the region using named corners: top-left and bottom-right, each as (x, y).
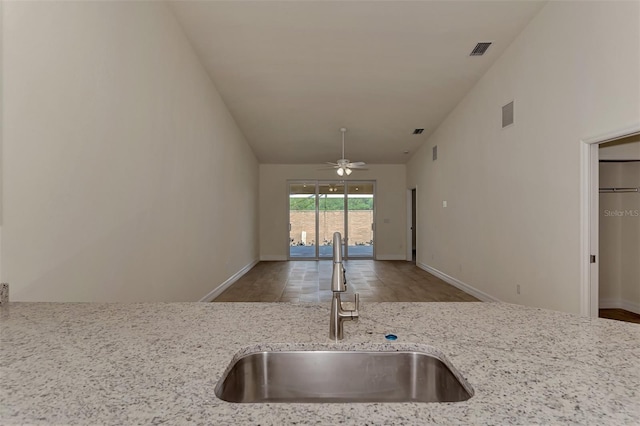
top-left (348, 162), bottom-right (366, 168)
top-left (325, 162), bottom-right (339, 166)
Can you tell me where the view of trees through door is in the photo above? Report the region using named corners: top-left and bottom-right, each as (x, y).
top-left (289, 180), bottom-right (375, 259)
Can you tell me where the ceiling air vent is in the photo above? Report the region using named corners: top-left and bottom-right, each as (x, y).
top-left (413, 128), bottom-right (424, 135)
top-left (502, 101), bottom-right (514, 128)
top-left (470, 42), bottom-right (492, 56)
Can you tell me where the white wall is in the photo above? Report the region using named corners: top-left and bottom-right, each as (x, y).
top-left (0, 0), bottom-right (4, 285)
top-left (407, 1), bottom-right (640, 314)
top-left (260, 164), bottom-right (406, 260)
top-left (2, 1), bottom-right (259, 302)
top-left (599, 161), bottom-right (640, 314)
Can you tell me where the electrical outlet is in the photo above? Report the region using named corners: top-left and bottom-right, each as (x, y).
top-left (516, 284), bottom-right (521, 295)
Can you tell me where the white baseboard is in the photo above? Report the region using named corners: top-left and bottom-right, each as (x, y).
top-left (376, 254), bottom-right (408, 260)
top-left (199, 259), bottom-right (259, 302)
top-left (599, 298), bottom-right (640, 315)
top-left (598, 298), bottom-right (618, 309)
top-left (416, 262), bottom-right (501, 303)
top-left (621, 300), bottom-right (640, 315)
top-left (260, 255), bottom-right (287, 261)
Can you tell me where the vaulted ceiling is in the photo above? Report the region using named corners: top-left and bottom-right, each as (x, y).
top-left (169, 1), bottom-right (546, 164)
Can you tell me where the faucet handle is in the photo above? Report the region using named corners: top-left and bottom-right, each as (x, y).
top-left (353, 293), bottom-right (359, 317)
top-left (345, 293), bottom-right (359, 319)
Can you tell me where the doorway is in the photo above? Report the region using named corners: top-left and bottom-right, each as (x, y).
top-left (597, 135), bottom-right (640, 323)
top-left (581, 125), bottom-right (640, 318)
top-left (412, 188), bottom-right (417, 263)
top-left (406, 188), bottom-right (417, 262)
top-left (288, 180), bottom-right (375, 260)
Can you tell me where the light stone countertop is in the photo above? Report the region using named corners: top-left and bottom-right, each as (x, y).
top-left (1, 302), bottom-right (639, 425)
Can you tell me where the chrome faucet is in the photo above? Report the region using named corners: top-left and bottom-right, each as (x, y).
top-left (329, 232), bottom-right (359, 340)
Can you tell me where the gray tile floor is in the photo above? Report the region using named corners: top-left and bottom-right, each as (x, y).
top-left (214, 260), bottom-right (479, 303)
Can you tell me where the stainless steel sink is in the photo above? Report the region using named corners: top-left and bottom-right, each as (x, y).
top-left (215, 350), bottom-right (473, 403)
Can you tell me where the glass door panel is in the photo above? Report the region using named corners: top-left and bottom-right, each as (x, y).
top-left (318, 182), bottom-right (345, 259)
top-left (289, 182), bottom-right (317, 259)
top-left (346, 182), bottom-right (374, 258)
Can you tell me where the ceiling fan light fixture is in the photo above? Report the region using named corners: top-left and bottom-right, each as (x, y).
top-left (327, 128), bottom-right (366, 175)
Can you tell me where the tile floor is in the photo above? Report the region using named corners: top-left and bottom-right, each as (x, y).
top-left (214, 260), bottom-right (479, 303)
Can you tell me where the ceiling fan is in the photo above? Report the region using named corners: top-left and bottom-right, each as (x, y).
top-left (325, 128), bottom-right (366, 176)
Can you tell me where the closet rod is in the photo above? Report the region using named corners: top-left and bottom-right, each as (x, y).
top-left (599, 187), bottom-right (639, 193)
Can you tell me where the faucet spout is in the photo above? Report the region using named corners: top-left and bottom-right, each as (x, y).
top-left (329, 231), bottom-right (359, 341)
top-left (332, 231), bottom-right (342, 263)
top-left (331, 232), bottom-right (345, 292)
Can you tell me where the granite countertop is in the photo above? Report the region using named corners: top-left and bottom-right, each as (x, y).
top-left (1, 302), bottom-right (639, 425)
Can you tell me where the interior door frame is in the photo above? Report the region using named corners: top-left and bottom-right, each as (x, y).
top-left (580, 123), bottom-right (640, 317)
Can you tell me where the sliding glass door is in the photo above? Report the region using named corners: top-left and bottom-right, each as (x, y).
top-left (346, 182), bottom-right (374, 258)
top-left (288, 180), bottom-right (374, 260)
top-left (318, 182), bottom-right (344, 259)
top-left (289, 181), bottom-right (317, 259)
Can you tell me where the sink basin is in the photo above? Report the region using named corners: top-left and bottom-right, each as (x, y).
top-left (215, 349), bottom-right (473, 403)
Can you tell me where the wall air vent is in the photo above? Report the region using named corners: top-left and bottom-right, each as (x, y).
top-left (470, 42), bottom-right (492, 56)
top-left (413, 128), bottom-right (424, 134)
top-left (502, 101), bottom-right (514, 128)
